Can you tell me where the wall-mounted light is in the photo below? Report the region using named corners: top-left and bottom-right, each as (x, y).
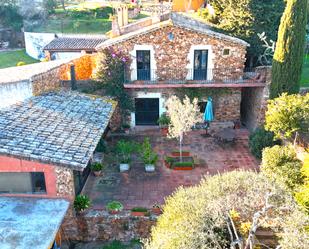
top-left (168, 32), bottom-right (174, 41)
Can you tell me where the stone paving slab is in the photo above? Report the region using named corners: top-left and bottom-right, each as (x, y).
top-left (83, 129), bottom-right (259, 210)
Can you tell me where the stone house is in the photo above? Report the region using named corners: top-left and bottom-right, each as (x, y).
top-left (0, 91), bottom-right (115, 199)
top-left (96, 13), bottom-right (266, 129)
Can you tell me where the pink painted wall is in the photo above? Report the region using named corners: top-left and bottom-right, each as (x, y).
top-left (0, 155), bottom-right (58, 198)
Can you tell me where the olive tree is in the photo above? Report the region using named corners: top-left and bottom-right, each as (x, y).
top-left (165, 95), bottom-right (202, 161)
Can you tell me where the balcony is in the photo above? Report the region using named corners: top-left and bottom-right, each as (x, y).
top-left (123, 68), bottom-right (266, 89)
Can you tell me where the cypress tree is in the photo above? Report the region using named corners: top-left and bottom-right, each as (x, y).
top-left (270, 0), bottom-right (308, 98)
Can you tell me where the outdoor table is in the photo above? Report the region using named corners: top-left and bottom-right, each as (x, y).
top-left (214, 128), bottom-right (236, 143)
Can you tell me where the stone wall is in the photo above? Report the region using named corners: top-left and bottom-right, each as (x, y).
top-left (241, 67), bottom-right (271, 131)
top-left (55, 166), bottom-right (75, 198)
top-left (127, 87), bottom-right (241, 122)
top-left (110, 25), bottom-right (247, 81)
top-left (31, 66), bottom-right (63, 95)
top-left (61, 210), bottom-right (156, 242)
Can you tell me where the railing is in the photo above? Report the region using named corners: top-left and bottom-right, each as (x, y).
top-left (124, 68), bottom-right (262, 84)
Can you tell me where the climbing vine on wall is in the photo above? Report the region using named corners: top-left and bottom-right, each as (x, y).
top-left (175, 88), bottom-right (232, 101)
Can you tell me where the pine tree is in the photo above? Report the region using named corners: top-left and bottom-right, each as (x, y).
top-left (270, 0), bottom-right (308, 98)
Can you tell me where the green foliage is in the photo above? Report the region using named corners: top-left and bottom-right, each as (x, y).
top-left (157, 113), bottom-right (170, 126)
top-left (0, 1), bottom-right (23, 30)
top-left (95, 136), bottom-right (107, 153)
top-left (116, 140), bottom-right (137, 164)
top-left (90, 162), bottom-right (104, 171)
top-left (261, 145), bottom-right (304, 191)
top-left (94, 48), bottom-right (133, 119)
top-left (172, 161), bottom-right (194, 168)
top-left (208, 0), bottom-right (285, 64)
top-left (45, 0), bottom-right (57, 15)
top-left (197, 8), bottom-right (217, 23)
top-left (249, 127), bottom-right (280, 159)
top-left (74, 195), bottom-right (91, 212)
top-left (270, 0), bottom-right (308, 97)
top-left (131, 207), bottom-right (148, 212)
top-left (106, 201), bottom-right (123, 211)
top-left (176, 88), bottom-right (230, 101)
top-left (265, 93), bottom-right (309, 140)
top-left (144, 171), bottom-right (294, 249)
top-left (139, 138), bottom-right (158, 165)
top-left (295, 157), bottom-right (309, 213)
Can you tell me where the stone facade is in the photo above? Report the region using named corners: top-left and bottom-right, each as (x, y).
top-left (127, 87), bottom-right (241, 122)
top-left (61, 210), bottom-right (156, 242)
top-left (110, 25), bottom-right (247, 82)
top-left (55, 166), bottom-right (75, 198)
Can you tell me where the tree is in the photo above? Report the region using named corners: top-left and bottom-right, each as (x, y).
top-left (0, 0), bottom-right (23, 30)
top-left (93, 48), bottom-right (133, 122)
top-left (144, 171), bottom-right (297, 249)
top-left (208, 0), bottom-right (285, 66)
top-left (270, 0), bottom-right (308, 98)
top-left (265, 93), bottom-right (309, 141)
top-left (165, 96), bottom-right (201, 161)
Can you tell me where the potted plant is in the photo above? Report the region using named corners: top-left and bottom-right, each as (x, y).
top-left (140, 138), bottom-right (158, 172)
top-left (116, 140), bottom-right (136, 172)
top-left (157, 113), bottom-right (170, 136)
top-left (106, 201), bottom-right (123, 214)
top-left (74, 195), bottom-right (91, 214)
top-left (131, 207), bottom-right (148, 216)
top-left (122, 123), bottom-right (130, 134)
top-left (151, 203), bottom-right (162, 215)
top-left (90, 162), bottom-right (104, 176)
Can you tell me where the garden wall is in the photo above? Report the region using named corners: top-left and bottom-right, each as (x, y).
top-left (61, 210), bottom-right (156, 242)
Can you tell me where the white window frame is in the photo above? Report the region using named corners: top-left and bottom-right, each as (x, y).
top-left (129, 45), bottom-right (157, 81)
top-left (186, 45), bottom-right (214, 81)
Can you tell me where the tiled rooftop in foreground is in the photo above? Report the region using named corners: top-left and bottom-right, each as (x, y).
top-left (0, 91), bottom-right (115, 170)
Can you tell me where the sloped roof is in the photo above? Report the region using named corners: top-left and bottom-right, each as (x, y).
top-left (0, 91), bottom-right (115, 170)
top-left (0, 197), bottom-right (69, 249)
top-left (44, 37), bottom-right (106, 51)
top-left (96, 13), bottom-right (249, 49)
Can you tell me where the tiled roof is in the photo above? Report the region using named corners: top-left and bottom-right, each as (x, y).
top-left (0, 197), bottom-right (69, 249)
top-left (44, 37), bottom-right (106, 51)
top-left (0, 91), bottom-right (115, 170)
top-left (96, 13), bottom-right (249, 49)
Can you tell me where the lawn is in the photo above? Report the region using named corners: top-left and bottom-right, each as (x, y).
top-left (301, 54), bottom-right (309, 87)
top-left (0, 49), bottom-right (39, 69)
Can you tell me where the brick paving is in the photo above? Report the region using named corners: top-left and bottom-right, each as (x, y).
top-left (83, 128), bottom-right (259, 210)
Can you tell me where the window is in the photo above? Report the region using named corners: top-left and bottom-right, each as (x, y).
top-left (223, 48), bottom-right (231, 56)
top-left (0, 172), bottom-right (46, 194)
top-left (136, 50), bottom-right (151, 80)
top-left (193, 50), bottom-right (208, 80)
top-left (198, 101), bottom-right (207, 113)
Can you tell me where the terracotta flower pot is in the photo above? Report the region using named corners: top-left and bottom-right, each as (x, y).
top-left (131, 211), bottom-right (147, 217)
top-left (173, 166), bottom-right (194, 171)
top-left (160, 127), bottom-right (168, 136)
top-left (151, 207), bottom-right (162, 215)
top-left (93, 170), bottom-right (102, 177)
top-left (108, 210), bottom-right (120, 215)
top-left (171, 151), bottom-right (190, 157)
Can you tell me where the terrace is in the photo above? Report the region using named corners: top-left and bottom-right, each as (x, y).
top-left (123, 68), bottom-right (266, 88)
top-left (83, 128), bottom-right (259, 210)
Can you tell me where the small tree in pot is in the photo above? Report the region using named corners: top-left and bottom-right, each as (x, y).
top-left (165, 95), bottom-right (201, 162)
top-left (140, 138), bottom-right (158, 172)
top-left (74, 195), bottom-right (91, 215)
top-left (116, 140), bottom-right (136, 172)
top-left (90, 162), bottom-right (105, 177)
top-left (158, 113), bottom-right (171, 136)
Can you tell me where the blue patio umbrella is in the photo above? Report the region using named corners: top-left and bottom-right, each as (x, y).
top-left (203, 97), bottom-right (214, 136)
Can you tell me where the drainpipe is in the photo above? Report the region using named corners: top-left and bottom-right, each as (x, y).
top-left (70, 64), bottom-right (77, 91)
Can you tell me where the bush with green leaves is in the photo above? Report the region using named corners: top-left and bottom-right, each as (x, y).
top-left (90, 162), bottom-right (104, 171)
top-left (74, 195), bottom-right (91, 212)
top-left (144, 171), bottom-right (295, 249)
top-left (295, 156), bottom-right (309, 213)
top-left (140, 138), bottom-right (158, 165)
top-left (261, 145), bottom-right (304, 191)
top-left (157, 113), bottom-right (170, 127)
top-left (249, 127), bottom-right (279, 159)
top-left (115, 140), bottom-right (137, 164)
top-left (106, 201), bottom-right (123, 212)
top-left (265, 93), bottom-right (309, 141)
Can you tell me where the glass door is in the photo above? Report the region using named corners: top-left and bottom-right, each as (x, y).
top-left (137, 50), bottom-right (151, 80)
top-left (193, 50), bottom-right (208, 80)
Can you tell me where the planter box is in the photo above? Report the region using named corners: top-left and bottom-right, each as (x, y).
top-left (145, 164), bottom-right (155, 172)
top-left (171, 151), bottom-right (191, 157)
top-left (120, 163), bottom-right (130, 172)
top-left (108, 210), bottom-right (121, 215)
top-left (131, 211), bottom-right (147, 217)
top-left (164, 156), bottom-right (195, 170)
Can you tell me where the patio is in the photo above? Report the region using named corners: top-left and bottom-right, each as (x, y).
top-left (83, 128), bottom-right (259, 210)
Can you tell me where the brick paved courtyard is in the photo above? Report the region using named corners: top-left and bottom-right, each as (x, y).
top-left (83, 128), bottom-right (259, 210)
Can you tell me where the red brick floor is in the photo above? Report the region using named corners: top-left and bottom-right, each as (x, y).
top-left (83, 128), bottom-right (259, 210)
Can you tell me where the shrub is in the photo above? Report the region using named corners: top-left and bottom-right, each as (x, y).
top-left (95, 6), bottom-right (113, 19)
top-left (131, 207), bottom-right (148, 212)
top-left (157, 113), bottom-right (170, 126)
top-left (74, 195), bottom-right (91, 212)
top-left (106, 201), bottom-right (123, 212)
top-left (295, 156), bottom-right (309, 213)
top-left (90, 162), bottom-right (104, 171)
top-left (115, 140), bottom-right (137, 164)
top-left (16, 61), bottom-right (26, 66)
top-left (140, 138), bottom-right (158, 165)
top-left (172, 161), bottom-right (194, 168)
top-left (261, 145), bottom-right (304, 191)
top-left (144, 171), bottom-right (294, 249)
top-left (249, 127), bottom-right (279, 159)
